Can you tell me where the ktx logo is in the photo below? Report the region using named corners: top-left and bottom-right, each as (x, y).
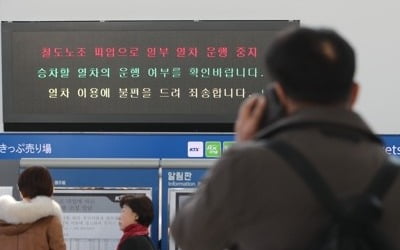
top-left (187, 141), bottom-right (204, 157)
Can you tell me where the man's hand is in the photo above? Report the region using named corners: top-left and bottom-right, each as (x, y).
top-left (234, 95), bottom-right (267, 142)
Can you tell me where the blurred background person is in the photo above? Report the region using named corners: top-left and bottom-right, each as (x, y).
top-left (0, 166), bottom-right (66, 250)
top-left (170, 27), bottom-right (400, 250)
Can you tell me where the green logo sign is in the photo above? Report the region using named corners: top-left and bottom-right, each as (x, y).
top-left (205, 141), bottom-right (221, 158)
top-left (223, 141), bottom-right (235, 152)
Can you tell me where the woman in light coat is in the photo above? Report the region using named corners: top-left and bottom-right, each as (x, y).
top-left (0, 166), bottom-right (66, 250)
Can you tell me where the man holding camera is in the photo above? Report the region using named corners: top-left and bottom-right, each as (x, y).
top-left (171, 27), bottom-right (400, 250)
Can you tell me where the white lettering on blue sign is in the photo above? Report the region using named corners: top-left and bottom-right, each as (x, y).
top-left (168, 172), bottom-right (176, 181)
top-left (0, 143), bottom-right (52, 154)
top-left (176, 172), bottom-right (184, 181)
top-left (168, 171), bottom-right (194, 187)
top-left (169, 171), bottom-right (193, 181)
top-left (184, 172), bottom-right (192, 181)
top-left (54, 180), bottom-right (67, 186)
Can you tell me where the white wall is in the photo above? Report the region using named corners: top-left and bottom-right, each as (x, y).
top-left (1, 0), bottom-right (399, 133)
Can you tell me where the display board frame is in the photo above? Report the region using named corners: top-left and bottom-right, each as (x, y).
top-left (2, 20), bottom-right (299, 132)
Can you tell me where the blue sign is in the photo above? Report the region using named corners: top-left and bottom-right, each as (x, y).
top-left (0, 133), bottom-right (234, 159)
top-left (381, 135), bottom-right (400, 156)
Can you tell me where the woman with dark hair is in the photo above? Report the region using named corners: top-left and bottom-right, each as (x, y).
top-left (117, 194), bottom-right (155, 250)
top-left (0, 166), bottom-right (66, 250)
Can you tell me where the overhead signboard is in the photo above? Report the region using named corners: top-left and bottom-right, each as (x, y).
top-left (2, 20), bottom-right (299, 132)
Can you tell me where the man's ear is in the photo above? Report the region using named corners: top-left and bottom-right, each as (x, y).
top-left (274, 83), bottom-right (291, 111)
top-left (348, 82), bottom-right (359, 108)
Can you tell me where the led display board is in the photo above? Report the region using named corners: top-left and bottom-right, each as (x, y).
top-left (2, 20), bottom-right (299, 131)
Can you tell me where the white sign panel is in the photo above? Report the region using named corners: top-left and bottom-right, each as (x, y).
top-left (0, 186), bottom-right (13, 196)
top-left (54, 188), bottom-right (152, 250)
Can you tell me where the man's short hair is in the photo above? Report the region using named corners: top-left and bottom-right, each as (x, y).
top-left (120, 194), bottom-right (154, 227)
top-left (266, 27), bottom-right (356, 104)
top-left (18, 166), bottom-right (54, 198)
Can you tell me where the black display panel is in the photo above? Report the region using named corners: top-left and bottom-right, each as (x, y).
top-left (2, 20), bottom-right (299, 132)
